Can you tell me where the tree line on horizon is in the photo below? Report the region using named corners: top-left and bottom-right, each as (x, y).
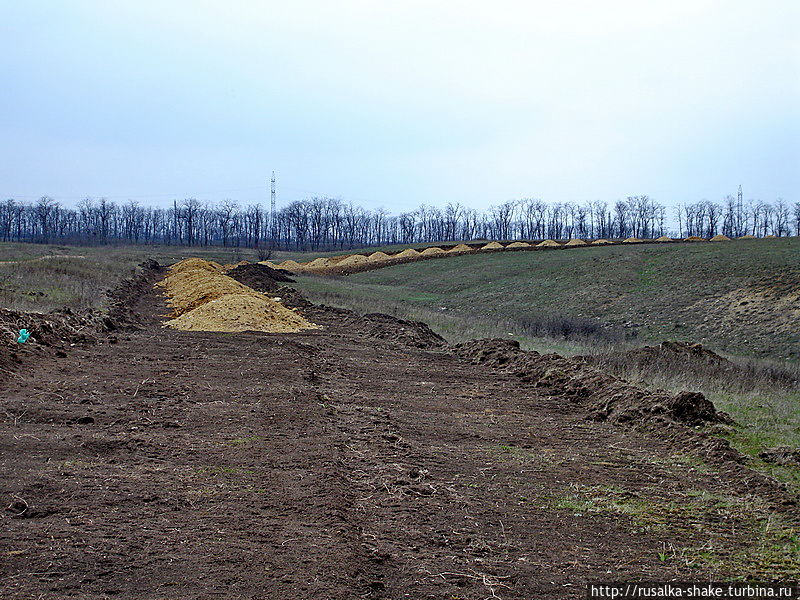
top-left (0, 194), bottom-right (797, 250)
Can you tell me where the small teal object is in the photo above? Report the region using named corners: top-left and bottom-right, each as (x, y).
top-left (17, 329), bottom-right (30, 343)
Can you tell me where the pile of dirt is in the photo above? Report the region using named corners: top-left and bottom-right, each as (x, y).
top-left (277, 260), bottom-right (305, 271)
top-left (710, 234), bottom-right (732, 241)
top-left (420, 247), bottom-right (445, 256)
top-left (537, 240), bottom-right (561, 248)
top-left (169, 257), bottom-right (224, 274)
top-left (226, 263), bottom-right (295, 293)
top-left (623, 237), bottom-right (642, 243)
top-left (306, 257), bottom-right (332, 268)
top-left (223, 260), bottom-right (250, 271)
top-left (481, 241), bottom-right (504, 250)
top-left (655, 236), bottom-right (673, 242)
top-left (565, 239), bottom-right (586, 246)
top-left (158, 259), bottom-right (318, 333)
top-left (592, 239), bottom-right (611, 245)
top-left (453, 338), bottom-right (730, 426)
top-left (337, 254), bottom-right (369, 266)
top-left (739, 234), bottom-right (757, 240)
top-left (157, 267), bottom-right (261, 316)
top-left (0, 307), bottom-right (102, 351)
top-left (684, 236), bottom-right (707, 242)
top-left (394, 248), bottom-right (420, 259)
top-left (164, 294), bottom-right (319, 333)
top-left (448, 244), bottom-right (473, 253)
top-left (368, 251), bottom-right (391, 261)
top-left (506, 241), bottom-right (531, 248)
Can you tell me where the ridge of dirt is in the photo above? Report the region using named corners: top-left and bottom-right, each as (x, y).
top-left (0, 260), bottom-right (162, 382)
top-left (453, 339), bottom-right (728, 427)
top-left (451, 338), bottom-right (798, 508)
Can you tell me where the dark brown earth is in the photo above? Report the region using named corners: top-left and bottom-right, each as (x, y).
top-left (226, 263), bottom-right (295, 293)
top-left (1, 266), bottom-right (798, 599)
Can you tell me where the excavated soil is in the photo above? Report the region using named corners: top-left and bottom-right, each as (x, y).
top-left (2, 270), bottom-right (798, 599)
top-left (226, 263), bottom-right (295, 293)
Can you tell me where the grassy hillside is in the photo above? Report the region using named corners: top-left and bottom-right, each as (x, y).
top-left (296, 238), bottom-right (800, 361)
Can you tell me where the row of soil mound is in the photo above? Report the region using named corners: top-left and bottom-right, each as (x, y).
top-left (157, 259), bottom-right (319, 333)
top-left (453, 338), bottom-right (730, 427)
top-left (264, 233), bottom-right (761, 276)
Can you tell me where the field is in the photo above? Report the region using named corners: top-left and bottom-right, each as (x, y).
top-left (1, 241), bottom-right (799, 598)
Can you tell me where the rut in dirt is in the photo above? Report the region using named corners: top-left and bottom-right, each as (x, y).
top-left (1, 265), bottom-right (798, 600)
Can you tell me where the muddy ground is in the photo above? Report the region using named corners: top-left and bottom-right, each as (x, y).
top-left (1, 266), bottom-right (798, 599)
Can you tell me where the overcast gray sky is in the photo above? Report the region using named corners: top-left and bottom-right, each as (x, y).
top-left (1, 1), bottom-right (797, 212)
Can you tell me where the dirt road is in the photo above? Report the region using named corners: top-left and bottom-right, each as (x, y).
top-left (1, 269), bottom-right (797, 599)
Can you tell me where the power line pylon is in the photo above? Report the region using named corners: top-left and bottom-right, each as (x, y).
top-left (270, 171), bottom-right (276, 242)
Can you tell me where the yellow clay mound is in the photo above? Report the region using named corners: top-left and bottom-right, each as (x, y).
top-left (368, 251), bottom-right (391, 261)
top-left (765, 235), bottom-right (777, 238)
top-left (394, 248), bottom-right (420, 259)
top-left (258, 260), bottom-right (278, 267)
top-left (158, 260), bottom-right (319, 333)
top-left (565, 239), bottom-right (586, 246)
top-left (337, 254), bottom-right (369, 266)
top-left (709, 234), bottom-right (732, 242)
top-left (306, 257), bottom-right (332, 268)
top-left (655, 236), bottom-right (673, 242)
top-left (420, 247), bottom-right (445, 256)
top-left (157, 268), bottom-right (261, 317)
top-left (164, 294), bottom-right (319, 333)
top-left (326, 255), bottom-right (351, 264)
top-left (623, 237), bottom-right (642, 243)
top-left (278, 260), bottom-right (305, 270)
top-left (738, 234), bottom-right (757, 240)
top-left (481, 241), bottom-right (504, 250)
top-left (684, 236), bottom-right (707, 242)
top-left (592, 239), bottom-right (611, 245)
top-left (537, 239), bottom-right (561, 247)
top-left (506, 241), bottom-right (531, 248)
top-left (168, 258), bottom-right (224, 275)
top-left (448, 244), bottom-right (473, 253)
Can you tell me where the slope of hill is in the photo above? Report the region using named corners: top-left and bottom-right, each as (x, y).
top-left (296, 238), bottom-right (800, 361)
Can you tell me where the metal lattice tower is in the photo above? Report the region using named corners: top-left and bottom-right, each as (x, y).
top-left (737, 184), bottom-right (743, 235)
top-left (270, 171), bottom-right (276, 240)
